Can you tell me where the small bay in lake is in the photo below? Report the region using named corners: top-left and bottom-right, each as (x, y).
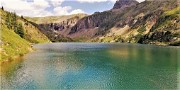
top-left (0, 43), bottom-right (179, 89)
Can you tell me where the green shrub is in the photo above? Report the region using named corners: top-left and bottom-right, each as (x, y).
top-left (14, 23), bottom-right (24, 38)
top-left (138, 25), bottom-right (146, 33)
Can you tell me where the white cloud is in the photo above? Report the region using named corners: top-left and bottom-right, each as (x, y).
top-left (53, 6), bottom-right (85, 16)
top-left (53, 6), bottom-right (72, 15)
top-left (0, 0), bottom-right (145, 17)
top-left (70, 9), bottom-right (85, 14)
top-left (1, 0), bottom-right (32, 12)
top-left (137, 0), bottom-right (145, 2)
top-left (76, 0), bottom-right (145, 3)
top-left (49, 0), bottom-right (65, 7)
top-left (76, 0), bottom-right (116, 3)
top-left (0, 0), bottom-right (86, 17)
top-left (32, 0), bottom-right (50, 9)
top-left (1, 0), bottom-right (52, 17)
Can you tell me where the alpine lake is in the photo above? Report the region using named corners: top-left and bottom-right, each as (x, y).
top-left (1, 43), bottom-right (179, 89)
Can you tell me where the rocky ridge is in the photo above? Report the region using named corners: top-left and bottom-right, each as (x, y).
top-left (27, 0), bottom-right (180, 45)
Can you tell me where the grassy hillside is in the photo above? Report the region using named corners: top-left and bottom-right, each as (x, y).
top-left (0, 24), bottom-right (31, 61)
top-left (0, 9), bottom-right (50, 43)
top-left (0, 9), bottom-right (50, 62)
top-left (19, 18), bottom-right (51, 43)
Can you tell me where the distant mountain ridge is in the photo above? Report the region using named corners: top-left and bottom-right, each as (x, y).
top-left (26, 14), bottom-right (87, 42)
top-left (26, 0), bottom-right (179, 45)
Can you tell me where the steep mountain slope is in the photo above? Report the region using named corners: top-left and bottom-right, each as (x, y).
top-left (1, 9), bottom-right (50, 43)
top-left (112, 0), bottom-right (138, 9)
top-left (138, 6), bottom-right (180, 45)
top-left (20, 0), bottom-right (179, 46)
top-left (26, 14), bottom-right (87, 42)
top-left (1, 24), bottom-right (31, 61)
top-left (68, 0), bottom-right (179, 45)
top-left (18, 18), bottom-right (50, 43)
top-left (0, 9), bottom-right (50, 61)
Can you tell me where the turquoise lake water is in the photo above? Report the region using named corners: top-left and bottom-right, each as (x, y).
top-left (1, 43), bottom-right (179, 89)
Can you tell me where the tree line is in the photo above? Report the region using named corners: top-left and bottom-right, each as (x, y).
top-left (4, 7), bottom-right (25, 38)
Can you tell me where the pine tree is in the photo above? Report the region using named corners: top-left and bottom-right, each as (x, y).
top-left (12, 12), bottom-right (17, 30)
top-left (5, 12), bottom-right (11, 29)
top-left (1, 6), bottom-right (4, 10)
top-left (21, 15), bottom-right (24, 19)
top-left (15, 23), bottom-right (24, 38)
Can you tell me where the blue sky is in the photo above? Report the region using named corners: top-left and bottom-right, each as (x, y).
top-left (0, 0), bottom-right (145, 17)
top-left (61, 1), bottom-right (114, 14)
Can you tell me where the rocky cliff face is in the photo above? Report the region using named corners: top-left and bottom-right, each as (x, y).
top-left (69, 11), bottom-right (114, 36)
top-left (112, 0), bottom-right (138, 9)
top-left (39, 15), bottom-right (82, 35)
top-left (69, 0), bottom-right (139, 37)
top-left (27, 14), bottom-right (87, 42)
top-left (68, 0), bottom-right (179, 45)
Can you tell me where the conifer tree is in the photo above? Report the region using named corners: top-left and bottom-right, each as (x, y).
top-left (21, 15), bottom-right (24, 19)
top-left (5, 12), bottom-right (11, 29)
top-left (15, 23), bottom-right (24, 38)
top-left (1, 6), bottom-right (4, 10)
top-left (12, 12), bottom-right (17, 30)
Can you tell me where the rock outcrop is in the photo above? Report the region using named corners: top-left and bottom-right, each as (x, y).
top-left (112, 0), bottom-right (138, 9)
top-left (27, 14), bottom-right (87, 42)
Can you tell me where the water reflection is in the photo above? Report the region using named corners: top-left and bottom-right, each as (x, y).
top-left (107, 45), bottom-right (177, 67)
top-left (0, 57), bottom-right (23, 77)
top-left (0, 43), bottom-right (178, 89)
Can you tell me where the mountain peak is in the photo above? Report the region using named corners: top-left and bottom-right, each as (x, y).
top-left (112, 0), bottom-right (139, 9)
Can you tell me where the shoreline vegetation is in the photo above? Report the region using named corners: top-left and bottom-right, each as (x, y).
top-left (0, 54), bottom-right (26, 65)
